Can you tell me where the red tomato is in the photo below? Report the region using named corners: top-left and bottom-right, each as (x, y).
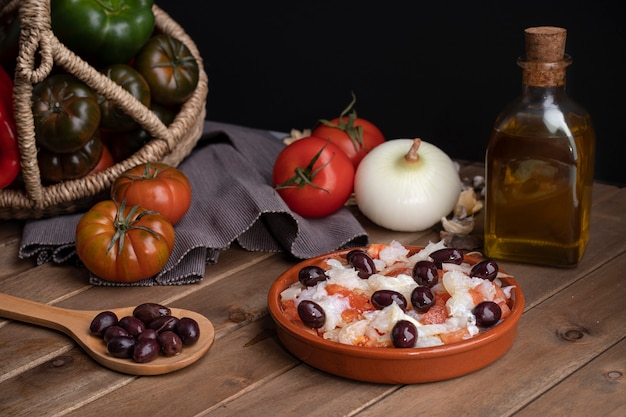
top-left (87, 143), bottom-right (115, 176)
top-left (312, 94), bottom-right (385, 168)
top-left (75, 200), bottom-right (175, 283)
top-left (111, 162), bottom-right (192, 225)
top-left (273, 137), bottom-right (355, 218)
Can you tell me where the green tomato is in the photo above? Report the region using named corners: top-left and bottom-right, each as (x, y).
top-left (50, 0), bottom-right (155, 67)
top-left (32, 74), bottom-right (101, 153)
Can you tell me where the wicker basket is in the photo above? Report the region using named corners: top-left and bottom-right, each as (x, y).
top-left (0, 0), bottom-right (208, 220)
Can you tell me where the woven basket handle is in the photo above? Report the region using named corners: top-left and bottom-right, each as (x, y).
top-left (12, 0), bottom-right (54, 83)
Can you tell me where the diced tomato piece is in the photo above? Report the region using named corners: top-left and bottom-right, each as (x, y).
top-left (467, 280), bottom-right (512, 320)
top-left (468, 288), bottom-right (486, 305)
top-left (499, 303), bottom-right (511, 319)
top-left (366, 243), bottom-right (387, 259)
top-left (439, 328), bottom-right (471, 344)
top-left (420, 295), bottom-right (448, 324)
top-left (493, 285), bottom-right (511, 319)
top-left (366, 339), bottom-right (392, 348)
top-left (326, 284), bottom-right (373, 309)
top-left (493, 284), bottom-right (508, 303)
top-left (326, 283), bottom-right (375, 323)
top-left (282, 300), bottom-right (299, 322)
top-left (325, 283), bottom-right (349, 296)
top-left (342, 309), bottom-right (361, 322)
top-left (384, 265), bottom-right (413, 277)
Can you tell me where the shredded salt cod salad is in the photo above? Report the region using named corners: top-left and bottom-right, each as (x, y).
top-left (280, 240), bottom-right (515, 348)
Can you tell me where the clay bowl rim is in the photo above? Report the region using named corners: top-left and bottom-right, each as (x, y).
top-left (268, 245), bottom-right (525, 362)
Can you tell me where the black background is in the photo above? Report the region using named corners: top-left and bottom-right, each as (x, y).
top-left (155, 0), bottom-right (625, 185)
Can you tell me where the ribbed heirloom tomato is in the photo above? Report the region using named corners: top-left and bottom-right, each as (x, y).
top-left (37, 133), bottom-right (104, 184)
top-left (98, 64), bottom-right (151, 132)
top-left (272, 137), bottom-right (355, 218)
top-left (32, 74), bottom-right (101, 154)
top-left (75, 200), bottom-right (175, 283)
top-left (111, 162), bottom-right (192, 225)
top-left (133, 34), bottom-right (200, 106)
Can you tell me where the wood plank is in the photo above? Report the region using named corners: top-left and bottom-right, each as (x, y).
top-left (202, 362), bottom-right (400, 417)
top-left (0, 347), bottom-right (132, 417)
top-left (0, 321), bottom-right (76, 384)
top-left (0, 219), bottom-right (22, 241)
top-left (0, 261), bottom-right (94, 379)
top-left (513, 337), bottom-right (626, 417)
top-left (0, 220), bottom-right (33, 280)
top-left (61, 318), bottom-right (399, 417)
top-left (60, 316), bottom-right (299, 416)
top-left (47, 245), bottom-right (278, 312)
top-left (0, 262), bottom-right (91, 303)
top-left (181, 253), bottom-right (296, 335)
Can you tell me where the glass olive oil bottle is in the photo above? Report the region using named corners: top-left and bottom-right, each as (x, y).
top-left (484, 27), bottom-right (595, 267)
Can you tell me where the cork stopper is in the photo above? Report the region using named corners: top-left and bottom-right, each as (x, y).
top-left (520, 26), bottom-right (570, 87)
top-left (524, 26), bottom-right (567, 62)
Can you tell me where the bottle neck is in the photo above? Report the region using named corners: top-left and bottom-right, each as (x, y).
top-left (521, 84), bottom-right (567, 101)
top-left (518, 54), bottom-right (572, 88)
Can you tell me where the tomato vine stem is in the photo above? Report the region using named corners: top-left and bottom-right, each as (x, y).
top-left (109, 200), bottom-right (162, 255)
top-left (317, 91), bottom-right (365, 152)
top-left (275, 141), bottom-right (333, 194)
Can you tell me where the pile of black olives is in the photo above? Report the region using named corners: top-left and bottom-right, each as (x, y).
top-left (295, 247), bottom-right (505, 349)
top-left (89, 302), bottom-right (200, 363)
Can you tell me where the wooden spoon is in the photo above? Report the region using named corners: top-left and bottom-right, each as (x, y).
top-left (0, 292), bottom-right (215, 375)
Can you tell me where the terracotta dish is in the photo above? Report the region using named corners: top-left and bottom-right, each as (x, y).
top-left (267, 246), bottom-right (524, 384)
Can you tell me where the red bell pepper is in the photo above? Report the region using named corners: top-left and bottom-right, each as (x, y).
top-left (0, 65), bottom-right (19, 188)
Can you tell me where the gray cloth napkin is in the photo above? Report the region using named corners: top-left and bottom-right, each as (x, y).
top-left (19, 121), bottom-right (369, 286)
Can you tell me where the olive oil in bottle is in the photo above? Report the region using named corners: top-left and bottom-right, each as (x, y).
top-left (484, 27), bottom-right (595, 267)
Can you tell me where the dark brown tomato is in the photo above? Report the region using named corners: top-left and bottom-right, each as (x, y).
top-left (134, 34), bottom-right (199, 106)
top-left (107, 103), bottom-right (175, 162)
top-left (37, 132), bottom-right (103, 184)
top-left (98, 64), bottom-right (151, 132)
top-left (32, 74), bottom-right (101, 153)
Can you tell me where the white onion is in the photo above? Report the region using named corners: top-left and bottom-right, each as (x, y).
top-left (354, 138), bottom-right (461, 232)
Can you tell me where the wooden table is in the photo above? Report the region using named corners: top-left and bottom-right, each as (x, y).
top-left (1, 161), bottom-right (624, 417)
